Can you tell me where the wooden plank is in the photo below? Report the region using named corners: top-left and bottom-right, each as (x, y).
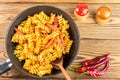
top-left (79, 26), bottom-right (120, 39)
top-left (2, 23), bottom-right (120, 39)
top-left (0, 3), bottom-right (120, 39)
top-left (0, 3), bottom-right (120, 14)
top-left (1, 39), bottom-right (120, 79)
top-left (0, 0), bottom-right (120, 3)
top-left (1, 67), bottom-right (120, 79)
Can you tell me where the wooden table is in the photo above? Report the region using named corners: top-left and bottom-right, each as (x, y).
top-left (0, 0), bottom-right (120, 80)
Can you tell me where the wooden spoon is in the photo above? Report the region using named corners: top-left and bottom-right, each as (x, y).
top-left (52, 57), bottom-right (71, 80)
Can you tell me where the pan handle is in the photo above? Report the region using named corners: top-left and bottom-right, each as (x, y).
top-left (0, 59), bottom-right (12, 75)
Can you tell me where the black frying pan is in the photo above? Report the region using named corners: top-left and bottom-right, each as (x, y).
top-left (0, 5), bottom-right (80, 78)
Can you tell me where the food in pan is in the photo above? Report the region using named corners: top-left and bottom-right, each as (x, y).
top-left (11, 11), bottom-right (73, 77)
top-left (95, 6), bottom-right (112, 25)
top-left (74, 3), bottom-right (89, 23)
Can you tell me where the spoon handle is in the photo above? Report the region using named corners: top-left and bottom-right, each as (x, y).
top-left (59, 65), bottom-right (71, 80)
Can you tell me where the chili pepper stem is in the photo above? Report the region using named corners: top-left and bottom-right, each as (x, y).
top-left (68, 66), bottom-right (76, 72)
top-left (75, 71), bottom-right (89, 80)
top-left (68, 65), bottom-right (82, 71)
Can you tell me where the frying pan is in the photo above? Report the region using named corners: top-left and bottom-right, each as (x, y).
top-left (0, 5), bottom-right (80, 78)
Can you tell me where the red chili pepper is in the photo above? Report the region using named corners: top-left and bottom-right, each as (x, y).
top-left (46, 23), bottom-right (57, 31)
top-left (69, 54), bottom-right (110, 78)
top-left (89, 61), bottom-right (109, 77)
top-left (14, 27), bottom-right (23, 35)
top-left (44, 38), bottom-right (55, 49)
top-left (54, 16), bottom-right (58, 27)
top-left (60, 33), bottom-right (64, 47)
top-left (57, 37), bottom-right (65, 54)
top-left (82, 53), bottom-right (110, 67)
top-left (74, 61), bottom-right (109, 79)
top-left (38, 29), bottom-right (47, 34)
top-left (76, 58), bottom-right (108, 73)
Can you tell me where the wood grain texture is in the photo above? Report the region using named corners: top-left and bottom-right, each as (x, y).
top-left (0, 3), bottom-right (120, 39)
top-left (0, 39), bottom-right (120, 79)
top-left (1, 0), bottom-right (120, 3)
top-left (0, 2), bottom-right (120, 80)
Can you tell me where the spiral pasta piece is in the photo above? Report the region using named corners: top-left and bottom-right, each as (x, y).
top-left (47, 13), bottom-right (56, 24)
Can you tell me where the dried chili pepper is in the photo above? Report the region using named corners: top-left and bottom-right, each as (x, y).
top-left (88, 61), bottom-right (109, 77)
top-left (76, 58), bottom-right (108, 73)
top-left (82, 53), bottom-right (110, 67)
top-left (69, 54), bottom-right (110, 78)
top-left (75, 61), bottom-right (109, 80)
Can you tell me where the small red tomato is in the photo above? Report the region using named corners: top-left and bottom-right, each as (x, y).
top-left (75, 3), bottom-right (89, 16)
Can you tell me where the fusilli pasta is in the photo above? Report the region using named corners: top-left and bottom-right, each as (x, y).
top-left (11, 11), bottom-right (73, 77)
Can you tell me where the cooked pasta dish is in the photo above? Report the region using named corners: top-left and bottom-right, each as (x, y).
top-left (11, 11), bottom-right (73, 77)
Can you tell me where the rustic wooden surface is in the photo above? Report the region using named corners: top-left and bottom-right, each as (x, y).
top-left (1, 0), bottom-right (120, 3)
top-left (0, 1), bottom-right (120, 80)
